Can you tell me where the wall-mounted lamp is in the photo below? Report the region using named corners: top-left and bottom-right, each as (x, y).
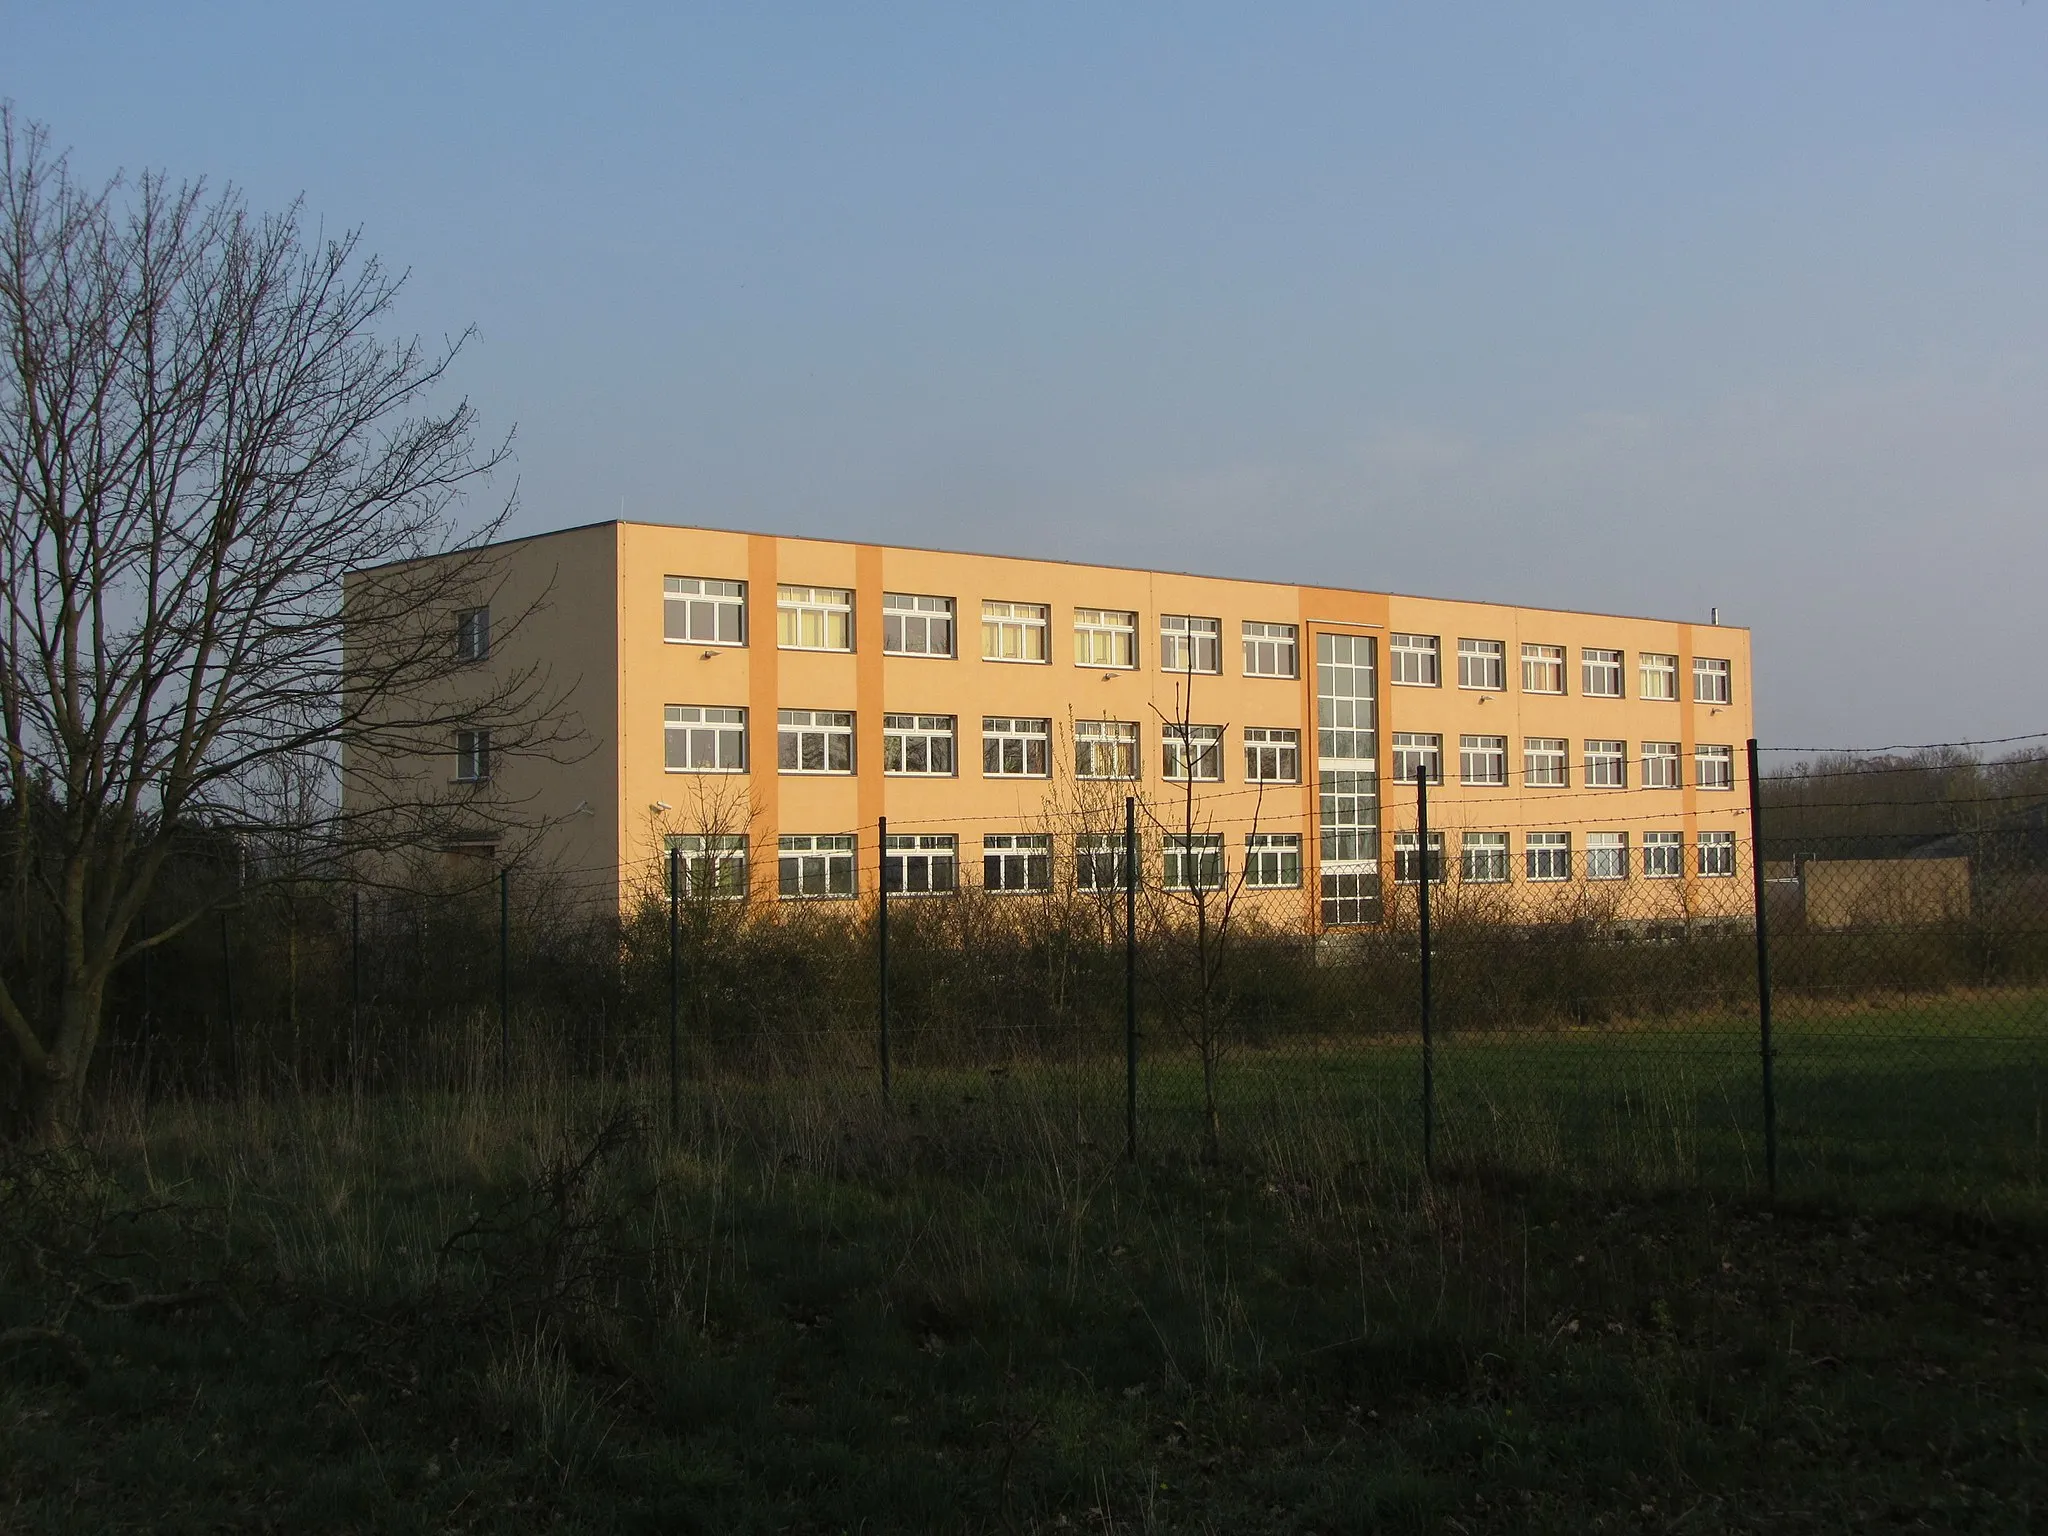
top-left (571, 799), bottom-right (594, 817)
top-left (651, 801), bottom-right (672, 813)
top-left (700, 650), bottom-right (718, 660)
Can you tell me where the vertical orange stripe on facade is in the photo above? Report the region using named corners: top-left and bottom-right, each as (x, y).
top-left (855, 542), bottom-right (886, 888)
top-left (747, 534), bottom-right (781, 901)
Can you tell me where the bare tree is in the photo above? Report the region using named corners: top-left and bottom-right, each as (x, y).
top-left (0, 112), bottom-right (568, 1140)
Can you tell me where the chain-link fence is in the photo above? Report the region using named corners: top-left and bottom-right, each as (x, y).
top-left (72, 737), bottom-right (2048, 1205)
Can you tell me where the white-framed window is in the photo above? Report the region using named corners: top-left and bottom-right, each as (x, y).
top-left (1159, 614), bottom-right (1222, 674)
top-left (1584, 739), bottom-right (1627, 789)
top-left (1075, 833), bottom-right (1130, 892)
top-left (1639, 652), bottom-right (1678, 701)
top-left (455, 605), bottom-right (490, 662)
top-left (1460, 734), bottom-right (1508, 786)
top-left (1525, 831), bottom-right (1571, 882)
top-left (1075, 719), bottom-right (1139, 780)
top-left (1641, 740), bottom-right (1680, 790)
top-left (1694, 657), bottom-right (1732, 705)
top-left (664, 705), bottom-right (748, 772)
top-left (1698, 830), bottom-right (1736, 877)
top-left (1161, 723), bottom-right (1224, 782)
top-left (1317, 633), bottom-right (1378, 762)
top-left (1696, 743), bottom-right (1734, 790)
top-left (1074, 608), bottom-right (1138, 669)
top-left (883, 593), bottom-right (954, 657)
top-left (984, 833), bottom-right (1052, 892)
top-left (776, 585), bottom-right (852, 651)
top-left (1243, 726), bottom-right (1300, 783)
top-left (882, 713), bottom-right (956, 776)
top-left (982, 716), bottom-right (1051, 778)
top-left (1525, 737), bottom-right (1567, 788)
top-left (1243, 833), bottom-right (1301, 889)
top-left (665, 834), bottom-right (749, 900)
top-left (884, 833), bottom-right (958, 895)
top-left (1582, 647), bottom-right (1623, 698)
top-left (777, 709), bottom-right (854, 774)
top-left (455, 728), bottom-right (491, 784)
top-left (1586, 831), bottom-right (1628, 881)
top-left (1521, 642), bottom-right (1564, 694)
top-left (1457, 638), bottom-right (1506, 691)
top-left (1392, 731), bottom-right (1442, 786)
top-left (982, 600), bottom-right (1049, 662)
top-left (1242, 620), bottom-right (1298, 678)
top-left (1393, 831), bottom-right (1446, 885)
top-left (1461, 831), bottom-right (1509, 884)
top-left (1390, 632), bottom-right (1440, 687)
top-left (778, 834), bottom-right (856, 899)
top-left (1319, 769), bottom-right (1377, 863)
top-left (1322, 869), bottom-right (1378, 927)
top-left (665, 576), bottom-right (746, 646)
top-left (1163, 833), bottom-right (1224, 891)
top-left (1642, 830), bottom-right (1683, 880)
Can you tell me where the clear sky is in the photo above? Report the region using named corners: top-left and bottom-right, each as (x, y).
top-left (8, 2), bottom-right (2046, 748)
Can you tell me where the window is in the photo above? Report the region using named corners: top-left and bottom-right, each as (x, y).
top-left (1525, 831), bottom-right (1570, 882)
top-left (1163, 833), bottom-right (1224, 891)
top-left (982, 716), bottom-right (1051, 778)
top-left (1161, 723), bottom-right (1223, 782)
top-left (1584, 739), bottom-right (1626, 789)
top-left (885, 834), bottom-right (958, 895)
top-left (1243, 726), bottom-right (1300, 784)
top-left (1322, 870), bottom-right (1378, 927)
top-left (1640, 652), bottom-right (1678, 701)
top-left (1460, 734), bottom-right (1508, 786)
top-left (1694, 657), bottom-right (1732, 705)
top-left (1698, 830), bottom-right (1736, 877)
top-left (1159, 614), bottom-right (1222, 674)
top-left (664, 576), bottom-right (745, 645)
top-left (1696, 744), bottom-right (1734, 790)
top-left (777, 585), bottom-right (853, 651)
top-left (1074, 608), bottom-right (1137, 669)
top-left (1461, 832), bottom-right (1509, 884)
top-left (1392, 831), bottom-right (1445, 886)
top-left (1525, 737), bottom-right (1567, 788)
top-left (1586, 831), bottom-right (1628, 881)
top-left (1641, 740), bottom-right (1680, 789)
top-left (1457, 638), bottom-right (1506, 691)
top-left (777, 709), bottom-right (853, 774)
top-left (664, 705), bottom-right (747, 772)
top-left (882, 714), bottom-right (955, 776)
top-left (984, 833), bottom-right (1052, 892)
top-left (1075, 719), bottom-right (1139, 780)
top-left (665, 834), bottom-right (748, 900)
top-left (1243, 833), bottom-right (1301, 889)
top-left (1242, 621), bottom-right (1298, 678)
top-left (1390, 633), bottom-right (1440, 687)
top-left (982, 600), bottom-right (1049, 662)
top-left (1392, 731), bottom-right (1442, 786)
top-left (1317, 633), bottom-right (1378, 762)
top-left (1319, 770), bottom-right (1377, 863)
top-left (1582, 647), bottom-right (1623, 698)
top-left (778, 835), bottom-right (855, 899)
top-left (455, 729), bottom-right (491, 783)
top-left (1076, 834), bottom-right (1130, 892)
top-left (455, 606), bottom-right (490, 662)
top-left (883, 593), bottom-right (954, 657)
top-left (1521, 643), bottom-right (1564, 694)
top-left (1643, 830), bottom-right (1683, 880)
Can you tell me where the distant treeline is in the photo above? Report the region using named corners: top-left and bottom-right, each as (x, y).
top-left (1761, 746), bottom-right (2048, 862)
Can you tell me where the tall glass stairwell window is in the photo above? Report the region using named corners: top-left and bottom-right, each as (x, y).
top-left (1316, 632), bottom-right (1380, 926)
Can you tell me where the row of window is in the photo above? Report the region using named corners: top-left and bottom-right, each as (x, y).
top-left (662, 827), bottom-right (1740, 900)
top-left (1391, 734), bottom-right (1736, 790)
top-left (1390, 636), bottom-right (1733, 704)
top-left (664, 577), bottom-right (1310, 675)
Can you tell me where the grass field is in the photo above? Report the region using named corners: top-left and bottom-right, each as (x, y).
top-left (2, 993), bottom-right (2044, 1531)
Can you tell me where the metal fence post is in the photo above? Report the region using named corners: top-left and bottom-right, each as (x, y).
top-left (349, 890), bottom-right (362, 1085)
top-left (1416, 765), bottom-right (1434, 1181)
top-left (878, 816), bottom-right (892, 1103)
top-left (668, 847), bottom-right (681, 1138)
top-left (219, 908), bottom-right (239, 1102)
top-left (1125, 795), bottom-right (1138, 1164)
top-left (498, 867), bottom-right (511, 1083)
top-left (1747, 737), bottom-right (1778, 1201)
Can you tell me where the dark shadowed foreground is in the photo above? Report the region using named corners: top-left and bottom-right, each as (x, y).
top-left (2, 1083), bottom-right (2041, 1533)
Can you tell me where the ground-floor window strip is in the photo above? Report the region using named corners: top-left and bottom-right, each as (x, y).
top-left (1698, 830), bottom-right (1736, 876)
top-left (1586, 831), bottom-right (1629, 881)
top-left (1393, 831), bottom-right (1446, 886)
top-left (884, 833), bottom-right (958, 894)
top-left (1460, 832), bottom-right (1509, 884)
top-left (1526, 831), bottom-right (1571, 882)
top-left (1075, 833), bottom-right (1129, 892)
top-left (666, 834), bottom-right (749, 899)
top-left (984, 833), bottom-right (1052, 892)
top-left (1243, 833), bottom-right (1301, 889)
top-left (1163, 833), bottom-right (1225, 891)
top-left (779, 834), bottom-right (855, 898)
top-left (1643, 830), bottom-right (1683, 879)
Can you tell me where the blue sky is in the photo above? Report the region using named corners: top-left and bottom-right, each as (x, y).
top-left (9, 2), bottom-right (2047, 746)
